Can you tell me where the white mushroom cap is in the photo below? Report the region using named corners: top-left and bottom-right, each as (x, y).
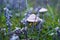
top-left (39, 8), bottom-right (48, 12)
top-left (26, 14), bottom-right (43, 22)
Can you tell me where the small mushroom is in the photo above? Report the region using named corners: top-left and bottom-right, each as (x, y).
top-left (39, 8), bottom-right (48, 12)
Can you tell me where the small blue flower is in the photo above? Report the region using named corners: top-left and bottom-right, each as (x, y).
top-left (6, 20), bottom-right (12, 26)
top-left (4, 6), bottom-right (12, 27)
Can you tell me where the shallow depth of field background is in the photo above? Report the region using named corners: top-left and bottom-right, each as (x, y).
top-left (0, 0), bottom-right (60, 40)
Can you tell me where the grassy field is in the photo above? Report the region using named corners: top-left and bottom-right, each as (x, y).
top-left (0, 0), bottom-right (60, 40)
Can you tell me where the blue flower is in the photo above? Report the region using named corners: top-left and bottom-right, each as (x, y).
top-left (4, 6), bottom-right (12, 27)
top-left (6, 20), bottom-right (12, 26)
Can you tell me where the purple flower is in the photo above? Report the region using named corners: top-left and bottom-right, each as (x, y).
top-left (4, 6), bottom-right (12, 33)
top-left (6, 20), bottom-right (12, 26)
top-left (4, 6), bottom-right (12, 25)
top-left (4, 7), bottom-right (12, 18)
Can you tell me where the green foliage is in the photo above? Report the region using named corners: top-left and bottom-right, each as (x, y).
top-left (0, 0), bottom-right (60, 40)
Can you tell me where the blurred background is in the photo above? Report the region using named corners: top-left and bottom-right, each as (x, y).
top-left (0, 0), bottom-right (60, 40)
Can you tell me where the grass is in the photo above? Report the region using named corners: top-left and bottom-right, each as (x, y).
top-left (0, 2), bottom-right (60, 40)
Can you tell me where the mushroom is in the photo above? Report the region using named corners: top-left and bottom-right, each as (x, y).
top-left (39, 8), bottom-right (48, 19)
top-left (26, 14), bottom-right (43, 34)
top-left (39, 8), bottom-right (48, 12)
top-left (26, 14), bottom-right (43, 22)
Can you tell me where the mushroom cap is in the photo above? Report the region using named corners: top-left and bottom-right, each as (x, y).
top-left (26, 14), bottom-right (43, 22)
top-left (39, 8), bottom-right (48, 12)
